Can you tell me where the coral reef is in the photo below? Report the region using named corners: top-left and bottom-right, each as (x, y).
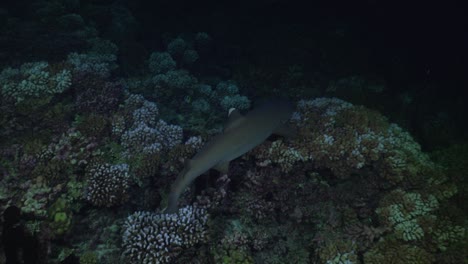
top-left (0, 61), bottom-right (71, 105)
top-left (47, 197), bottom-right (72, 236)
top-left (123, 34), bottom-right (251, 133)
top-left (289, 97), bottom-right (430, 186)
top-left (75, 81), bottom-right (124, 115)
top-left (0, 6), bottom-right (465, 262)
top-left (364, 238), bottom-right (435, 264)
top-left (122, 206), bottom-right (208, 263)
top-left (148, 52), bottom-right (177, 74)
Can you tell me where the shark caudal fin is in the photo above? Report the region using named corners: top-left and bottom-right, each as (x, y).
top-left (165, 160), bottom-right (194, 214)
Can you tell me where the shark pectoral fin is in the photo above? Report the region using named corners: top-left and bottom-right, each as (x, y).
top-left (213, 160), bottom-right (230, 174)
top-left (184, 159), bottom-right (194, 168)
top-left (273, 124), bottom-right (297, 138)
top-left (223, 110), bottom-right (245, 133)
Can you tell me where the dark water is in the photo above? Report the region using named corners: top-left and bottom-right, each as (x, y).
top-left (0, 0), bottom-right (466, 263)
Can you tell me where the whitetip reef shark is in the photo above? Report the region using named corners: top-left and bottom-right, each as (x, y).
top-left (165, 99), bottom-right (295, 214)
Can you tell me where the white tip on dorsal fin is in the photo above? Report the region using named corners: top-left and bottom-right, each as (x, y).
top-left (223, 108), bottom-right (244, 132)
top-left (228, 108), bottom-right (237, 116)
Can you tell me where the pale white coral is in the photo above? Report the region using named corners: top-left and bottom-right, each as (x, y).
top-left (122, 206), bottom-right (208, 263)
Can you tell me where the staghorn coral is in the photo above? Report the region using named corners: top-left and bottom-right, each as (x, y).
top-left (122, 206), bottom-right (208, 264)
top-left (85, 163), bottom-right (130, 207)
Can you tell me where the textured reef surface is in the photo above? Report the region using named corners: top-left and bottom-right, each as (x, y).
top-left (0, 1), bottom-right (466, 263)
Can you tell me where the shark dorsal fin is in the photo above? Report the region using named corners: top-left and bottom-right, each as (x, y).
top-left (223, 108), bottom-right (245, 133)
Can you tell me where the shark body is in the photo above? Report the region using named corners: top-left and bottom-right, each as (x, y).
top-left (165, 99), bottom-right (295, 213)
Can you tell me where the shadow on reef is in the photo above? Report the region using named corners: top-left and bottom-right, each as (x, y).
top-left (2, 206), bottom-right (39, 264)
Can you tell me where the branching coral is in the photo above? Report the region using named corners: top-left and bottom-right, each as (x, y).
top-left (291, 97), bottom-right (431, 185)
top-left (432, 220), bottom-right (466, 252)
top-left (376, 189), bottom-right (438, 242)
top-left (364, 238), bottom-right (434, 264)
top-left (122, 206), bottom-right (208, 264)
top-left (21, 180), bottom-right (52, 217)
top-left (317, 239), bottom-right (358, 264)
top-left (0, 61), bottom-right (71, 104)
top-left (253, 140), bottom-right (307, 172)
top-left (75, 81), bottom-right (123, 115)
top-left (115, 94), bottom-right (182, 159)
top-left (67, 52), bottom-right (117, 78)
top-left (148, 52), bottom-right (176, 74)
top-left (40, 128), bottom-right (99, 167)
top-left (85, 163), bottom-right (130, 207)
top-left (120, 120), bottom-right (183, 158)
